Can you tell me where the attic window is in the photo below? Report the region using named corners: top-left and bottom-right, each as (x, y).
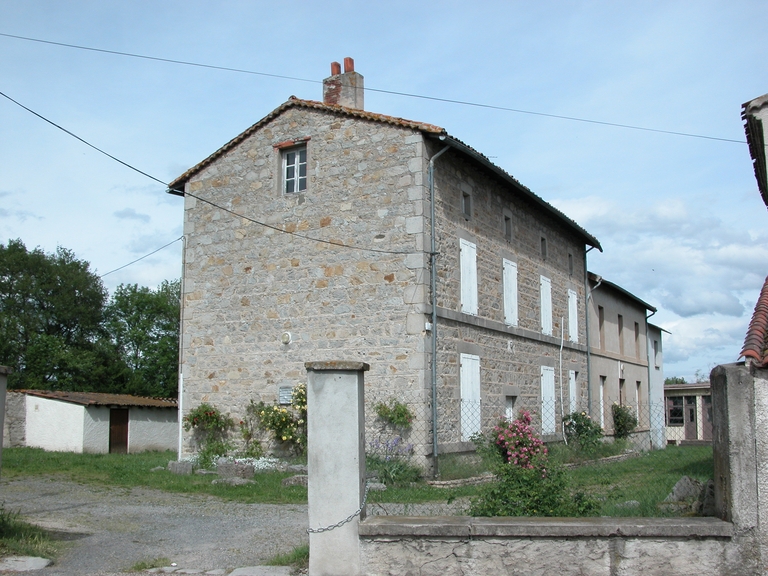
top-left (540, 236), bottom-right (548, 260)
top-left (461, 191), bottom-right (472, 220)
top-left (503, 212), bottom-right (513, 242)
top-left (283, 146), bottom-right (307, 194)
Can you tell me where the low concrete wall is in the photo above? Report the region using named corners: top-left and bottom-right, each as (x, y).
top-left (359, 516), bottom-right (743, 576)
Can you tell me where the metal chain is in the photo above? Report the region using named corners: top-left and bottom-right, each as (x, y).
top-left (306, 481), bottom-right (371, 534)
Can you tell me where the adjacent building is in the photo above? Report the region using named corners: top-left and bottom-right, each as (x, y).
top-left (4, 390), bottom-right (178, 454)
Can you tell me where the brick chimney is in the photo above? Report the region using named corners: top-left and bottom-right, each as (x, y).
top-left (323, 57), bottom-right (364, 110)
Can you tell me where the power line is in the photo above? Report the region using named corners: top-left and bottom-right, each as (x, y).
top-left (0, 89), bottom-right (414, 258)
top-left (100, 237), bottom-right (182, 277)
top-left (0, 31), bottom-right (746, 145)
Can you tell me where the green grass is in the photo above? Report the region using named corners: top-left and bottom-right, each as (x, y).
top-left (2, 448), bottom-right (306, 504)
top-left (265, 544), bottom-right (309, 570)
top-left (1, 445), bottom-right (714, 517)
top-left (567, 445), bottom-right (713, 516)
top-left (128, 557), bottom-right (171, 571)
top-left (435, 452), bottom-right (488, 480)
top-left (0, 505), bottom-right (59, 559)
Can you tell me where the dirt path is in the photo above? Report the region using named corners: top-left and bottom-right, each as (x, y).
top-left (0, 477), bottom-right (308, 575)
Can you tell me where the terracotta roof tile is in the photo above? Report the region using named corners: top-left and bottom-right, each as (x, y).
top-left (17, 390), bottom-right (177, 408)
top-left (741, 276), bottom-right (768, 367)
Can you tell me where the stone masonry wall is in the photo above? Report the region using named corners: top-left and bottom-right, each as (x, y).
top-left (429, 145), bottom-right (589, 446)
top-left (180, 106), bottom-right (430, 455)
top-left (3, 391), bottom-right (25, 448)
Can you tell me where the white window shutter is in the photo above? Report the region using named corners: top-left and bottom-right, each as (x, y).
top-left (568, 289), bottom-right (578, 343)
top-left (503, 259), bottom-right (518, 326)
top-left (569, 370), bottom-right (577, 414)
top-left (460, 353), bottom-right (481, 440)
top-left (540, 366), bottom-right (556, 435)
top-left (460, 239), bottom-right (478, 316)
top-left (540, 276), bottom-right (552, 335)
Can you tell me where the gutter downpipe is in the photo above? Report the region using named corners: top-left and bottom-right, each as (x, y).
top-left (429, 142), bottom-right (450, 478)
top-left (177, 230), bottom-right (187, 459)
top-left (584, 247), bottom-right (597, 418)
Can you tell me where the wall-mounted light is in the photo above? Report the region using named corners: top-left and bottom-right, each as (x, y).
top-left (281, 332), bottom-right (292, 345)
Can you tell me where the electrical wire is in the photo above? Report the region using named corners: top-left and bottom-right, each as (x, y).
top-left (0, 31), bottom-right (746, 145)
top-left (100, 237), bottom-right (182, 277)
top-left (0, 89), bottom-right (414, 258)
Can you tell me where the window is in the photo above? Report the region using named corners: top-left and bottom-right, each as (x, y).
top-left (568, 289), bottom-right (578, 342)
top-left (653, 339), bottom-right (659, 367)
top-left (667, 396), bottom-right (684, 426)
top-left (460, 353), bottom-right (481, 441)
top-left (540, 236), bottom-right (548, 259)
top-left (283, 146), bottom-right (307, 193)
top-left (569, 370), bottom-right (578, 413)
top-left (503, 214), bottom-right (513, 242)
top-left (598, 306), bottom-right (605, 349)
top-left (461, 191), bottom-right (472, 219)
top-left (460, 239), bottom-right (478, 315)
top-left (619, 378), bottom-right (626, 405)
top-left (541, 366), bottom-right (556, 435)
top-left (503, 259), bottom-right (518, 326)
top-left (634, 322), bottom-right (640, 358)
top-left (540, 276), bottom-right (552, 336)
top-left (618, 315), bottom-right (624, 355)
top-left (599, 376), bottom-right (606, 428)
top-left (568, 253), bottom-right (574, 276)
top-left (505, 395), bottom-right (516, 421)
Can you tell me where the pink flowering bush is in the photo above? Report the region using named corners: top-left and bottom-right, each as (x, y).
top-left (493, 410), bottom-right (548, 469)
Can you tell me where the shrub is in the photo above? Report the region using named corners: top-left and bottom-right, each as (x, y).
top-left (237, 400), bottom-right (265, 459)
top-left (469, 409), bottom-right (599, 517)
top-left (255, 383), bottom-right (307, 455)
top-left (183, 403), bottom-right (234, 469)
top-left (563, 411), bottom-right (603, 453)
top-left (366, 436), bottom-right (421, 485)
top-left (612, 403), bottom-right (638, 439)
top-left (375, 400), bottom-right (414, 430)
top-left (493, 410), bottom-right (547, 468)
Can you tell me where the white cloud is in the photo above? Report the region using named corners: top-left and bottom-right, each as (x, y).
top-left (113, 208), bottom-right (151, 223)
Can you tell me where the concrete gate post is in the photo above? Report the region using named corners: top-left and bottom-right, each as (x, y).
top-left (305, 361), bottom-right (368, 576)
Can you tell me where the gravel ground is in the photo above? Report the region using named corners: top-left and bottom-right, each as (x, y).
top-left (0, 477), bottom-right (309, 575)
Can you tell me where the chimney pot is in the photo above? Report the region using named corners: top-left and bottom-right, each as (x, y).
top-left (344, 57), bottom-right (354, 73)
top-left (330, 61), bottom-right (341, 76)
top-left (323, 57), bottom-right (364, 110)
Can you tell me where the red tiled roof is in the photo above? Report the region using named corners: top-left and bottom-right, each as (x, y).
top-left (741, 276), bottom-right (768, 368)
top-left (17, 390), bottom-right (177, 409)
top-left (168, 97), bottom-right (445, 191)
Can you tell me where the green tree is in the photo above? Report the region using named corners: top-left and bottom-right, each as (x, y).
top-left (0, 239), bottom-right (127, 391)
top-left (664, 376), bottom-right (687, 385)
top-left (105, 280), bottom-right (180, 397)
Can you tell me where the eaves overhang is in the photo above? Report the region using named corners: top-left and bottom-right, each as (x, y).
top-left (588, 271), bottom-right (657, 313)
top-left (434, 134), bottom-right (602, 251)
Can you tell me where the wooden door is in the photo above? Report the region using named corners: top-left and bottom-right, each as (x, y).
top-left (684, 396), bottom-right (697, 440)
top-left (109, 409), bottom-right (129, 454)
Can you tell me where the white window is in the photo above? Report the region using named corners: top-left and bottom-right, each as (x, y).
top-left (541, 366), bottom-right (556, 435)
top-left (283, 146), bottom-right (307, 193)
top-left (503, 259), bottom-right (518, 326)
top-left (540, 275), bottom-right (552, 336)
top-left (569, 370), bottom-right (578, 414)
top-left (568, 289), bottom-right (578, 343)
top-left (460, 353), bottom-right (481, 441)
top-left (460, 239), bottom-right (478, 316)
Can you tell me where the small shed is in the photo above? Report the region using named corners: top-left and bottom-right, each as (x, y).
top-left (4, 390), bottom-right (178, 454)
top-left (664, 381), bottom-right (713, 444)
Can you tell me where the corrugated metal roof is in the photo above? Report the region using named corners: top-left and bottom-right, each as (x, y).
top-left (17, 390), bottom-right (177, 409)
top-left (168, 97), bottom-right (601, 250)
top-left (741, 275), bottom-right (768, 368)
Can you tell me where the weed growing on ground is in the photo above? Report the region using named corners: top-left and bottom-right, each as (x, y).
top-left (129, 557), bottom-right (171, 571)
top-left (265, 544), bottom-right (309, 569)
top-left (0, 505), bottom-right (58, 559)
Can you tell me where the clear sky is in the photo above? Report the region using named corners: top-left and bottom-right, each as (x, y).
top-left (1, 1), bottom-right (766, 382)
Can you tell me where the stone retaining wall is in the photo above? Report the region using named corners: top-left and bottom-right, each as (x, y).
top-left (359, 516), bottom-right (746, 576)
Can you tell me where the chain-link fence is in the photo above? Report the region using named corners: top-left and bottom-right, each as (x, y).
top-left (363, 392), bottom-right (714, 518)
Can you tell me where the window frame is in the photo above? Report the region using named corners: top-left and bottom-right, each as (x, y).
top-left (282, 144), bottom-right (308, 194)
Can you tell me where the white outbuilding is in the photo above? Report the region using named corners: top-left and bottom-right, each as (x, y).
top-left (3, 390), bottom-right (177, 454)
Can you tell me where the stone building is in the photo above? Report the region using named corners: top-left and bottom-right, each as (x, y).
top-left (168, 58), bottom-right (603, 463)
